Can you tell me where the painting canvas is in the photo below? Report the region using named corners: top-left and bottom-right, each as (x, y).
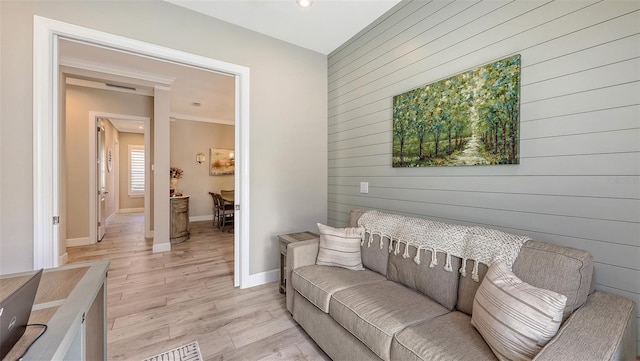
top-left (210, 148), bottom-right (235, 176)
top-left (393, 54), bottom-right (521, 167)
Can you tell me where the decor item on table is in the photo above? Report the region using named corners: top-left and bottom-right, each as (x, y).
top-left (170, 166), bottom-right (183, 196)
top-left (393, 54), bottom-right (521, 167)
top-left (209, 148), bottom-right (235, 176)
top-left (316, 223), bottom-right (364, 271)
top-left (471, 261), bottom-right (567, 361)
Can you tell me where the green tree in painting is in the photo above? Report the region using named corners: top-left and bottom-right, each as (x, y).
top-left (412, 88), bottom-right (430, 160)
top-left (475, 55), bottom-right (521, 164)
top-left (393, 94), bottom-right (411, 166)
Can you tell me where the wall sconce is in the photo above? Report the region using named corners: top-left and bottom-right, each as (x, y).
top-left (196, 152), bottom-right (206, 164)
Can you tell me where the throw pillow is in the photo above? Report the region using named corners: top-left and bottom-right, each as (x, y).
top-left (471, 261), bottom-right (567, 361)
top-left (316, 223), bottom-right (364, 271)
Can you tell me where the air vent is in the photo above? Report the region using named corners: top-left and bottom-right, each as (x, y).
top-left (105, 83), bottom-right (137, 91)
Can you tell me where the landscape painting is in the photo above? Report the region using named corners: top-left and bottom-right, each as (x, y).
top-left (392, 54), bottom-right (521, 167)
top-left (210, 148), bottom-right (235, 176)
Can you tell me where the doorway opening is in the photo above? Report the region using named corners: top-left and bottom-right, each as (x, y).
top-left (33, 16), bottom-right (250, 288)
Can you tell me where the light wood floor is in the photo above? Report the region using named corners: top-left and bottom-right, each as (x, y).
top-left (67, 213), bottom-right (329, 361)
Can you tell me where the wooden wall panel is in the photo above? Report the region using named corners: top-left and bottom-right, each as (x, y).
top-left (327, 0), bottom-right (640, 353)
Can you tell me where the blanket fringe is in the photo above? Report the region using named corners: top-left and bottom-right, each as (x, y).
top-left (357, 210), bottom-right (530, 282)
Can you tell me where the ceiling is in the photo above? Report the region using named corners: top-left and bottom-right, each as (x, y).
top-left (59, 1), bottom-right (400, 127)
top-left (60, 38), bottom-right (236, 126)
top-left (165, 0), bottom-right (401, 55)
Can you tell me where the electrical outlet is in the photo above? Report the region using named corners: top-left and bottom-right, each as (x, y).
top-left (360, 182), bottom-right (369, 194)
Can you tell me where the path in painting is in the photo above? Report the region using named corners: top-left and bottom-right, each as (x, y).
top-left (446, 75), bottom-right (488, 166)
top-left (447, 134), bottom-right (488, 166)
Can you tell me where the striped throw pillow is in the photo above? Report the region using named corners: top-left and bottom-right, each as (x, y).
top-left (471, 261), bottom-right (567, 361)
top-left (316, 223), bottom-right (364, 271)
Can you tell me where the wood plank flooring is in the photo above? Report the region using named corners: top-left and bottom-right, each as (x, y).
top-left (67, 213), bottom-right (329, 361)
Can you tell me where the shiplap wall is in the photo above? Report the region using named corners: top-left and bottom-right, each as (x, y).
top-left (327, 0), bottom-right (640, 354)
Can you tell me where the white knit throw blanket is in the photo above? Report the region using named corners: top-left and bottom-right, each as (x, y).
top-left (357, 210), bottom-right (530, 281)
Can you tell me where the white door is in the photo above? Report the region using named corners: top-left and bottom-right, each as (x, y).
top-left (97, 120), bottom-right (107, 241)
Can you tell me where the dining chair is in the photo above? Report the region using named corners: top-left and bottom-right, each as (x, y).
top-left (220, 189), bottom-right (234, 200)
top-left (214, 193), bottom-right (234, 232)
top-left (208, 192), bottom-right (220, 227)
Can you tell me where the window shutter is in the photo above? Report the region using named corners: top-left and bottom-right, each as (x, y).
top-left (129, 145), bottom-right (145, 196)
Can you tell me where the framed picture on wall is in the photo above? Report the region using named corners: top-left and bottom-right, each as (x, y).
top-left (210, 148), bottom-right (235, 176)
top-left (392, 54), bottom-right (521, 167)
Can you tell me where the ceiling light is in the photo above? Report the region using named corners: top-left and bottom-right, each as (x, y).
top-left (297, 0), bottom-right (312, 8)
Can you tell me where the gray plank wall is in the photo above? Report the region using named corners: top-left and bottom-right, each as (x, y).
top-left (327, 0), bottom-right (640, 354)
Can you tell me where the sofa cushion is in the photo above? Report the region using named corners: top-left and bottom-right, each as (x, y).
top-left (330, 281), bottom-right (449, 361)
top-left (361, 232), bottom-right (390, 276)
top-left (457, 240), bottom-right (594, 321)
top-left (291, 265), bottom-right (385, 313)
top-left (511, 240), bottom-right (593, 321)
top-left (391, 311), bottom-right (497, 361)
top-left (457, 259), bottom-right (489, 315)
top-left (387, 241), bottom-right (460, 310)
top-left (471, 261), bottom-right (567, 361)
top-left (350, 209), bottom-right (389, 275)
top-left (316, 223), bottom-right (364, 271)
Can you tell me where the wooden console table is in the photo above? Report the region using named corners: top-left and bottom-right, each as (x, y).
top-left (278, 231), bottom-right (318, 294)
top-left (0, 261), bottom-right (109, 360)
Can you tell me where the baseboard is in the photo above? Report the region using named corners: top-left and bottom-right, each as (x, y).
top-left (145, 230), bottom-right (154, 239)
top-left (189, 215), bottom-right (213, 222)
top-left (152, 242), bottom-right (171, 253)
top-left (243, 269), bottom-right (279, 289)
top-left (59, 252), bottom-right (68, 266)
top-left (118, 207), bottom-right (144, 214)
top-left (66, 237), bottom-right (93, 247)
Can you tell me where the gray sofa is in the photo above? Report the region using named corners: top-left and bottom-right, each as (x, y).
top-left (286, 209), bottom-right (637, 361)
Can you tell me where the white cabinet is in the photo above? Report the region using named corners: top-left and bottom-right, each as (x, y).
top-left (0, 261), bottom-right (109, 360)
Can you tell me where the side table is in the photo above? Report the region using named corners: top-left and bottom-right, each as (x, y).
top-left (278, 231), bottom-right (318, 294)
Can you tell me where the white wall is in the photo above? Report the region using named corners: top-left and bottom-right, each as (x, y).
top-left (0, 0), bottom-right (327, 277)
top-left (327, 1), bottom-right (639, 353)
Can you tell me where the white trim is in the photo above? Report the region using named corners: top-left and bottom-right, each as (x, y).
top-left (117, 208), bottom-right (145, 214)
top-left (152, 243), bottom-right (171, 253)
top-left (66, 237), bottom-right (92, 247)
top-left (33, 16), bottom-right (250, 288)
top-left (244, 269), bottom-right (279, 289)
top-left (170, 113), bottom-right (234, 126)
top-left (59, 56), bottom-right (175, 86)
top-left (59, 252), bottom-right (68, 266)
top-left (189, 215), bottom-right (213, 222)
top-left (33, 18), bottom-right (57, 269)
top-left (66, 77), bottom-right (154, 96)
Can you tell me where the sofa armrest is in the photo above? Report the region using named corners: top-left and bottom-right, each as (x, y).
top-left (285, 238), bottom-right (320, 313)
top-left (534, 291), bottom-right (636, 361)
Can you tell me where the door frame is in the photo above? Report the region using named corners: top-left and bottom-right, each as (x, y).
top-left (89, 112), bottom-right (151, 244)
top-left (33, 16), bottom-right (250, 288)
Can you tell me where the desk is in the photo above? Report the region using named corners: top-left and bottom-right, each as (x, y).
top-left (0, 261), bottom-right (109, 361)
top-left (278, 231), bottom-right (318, 294)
